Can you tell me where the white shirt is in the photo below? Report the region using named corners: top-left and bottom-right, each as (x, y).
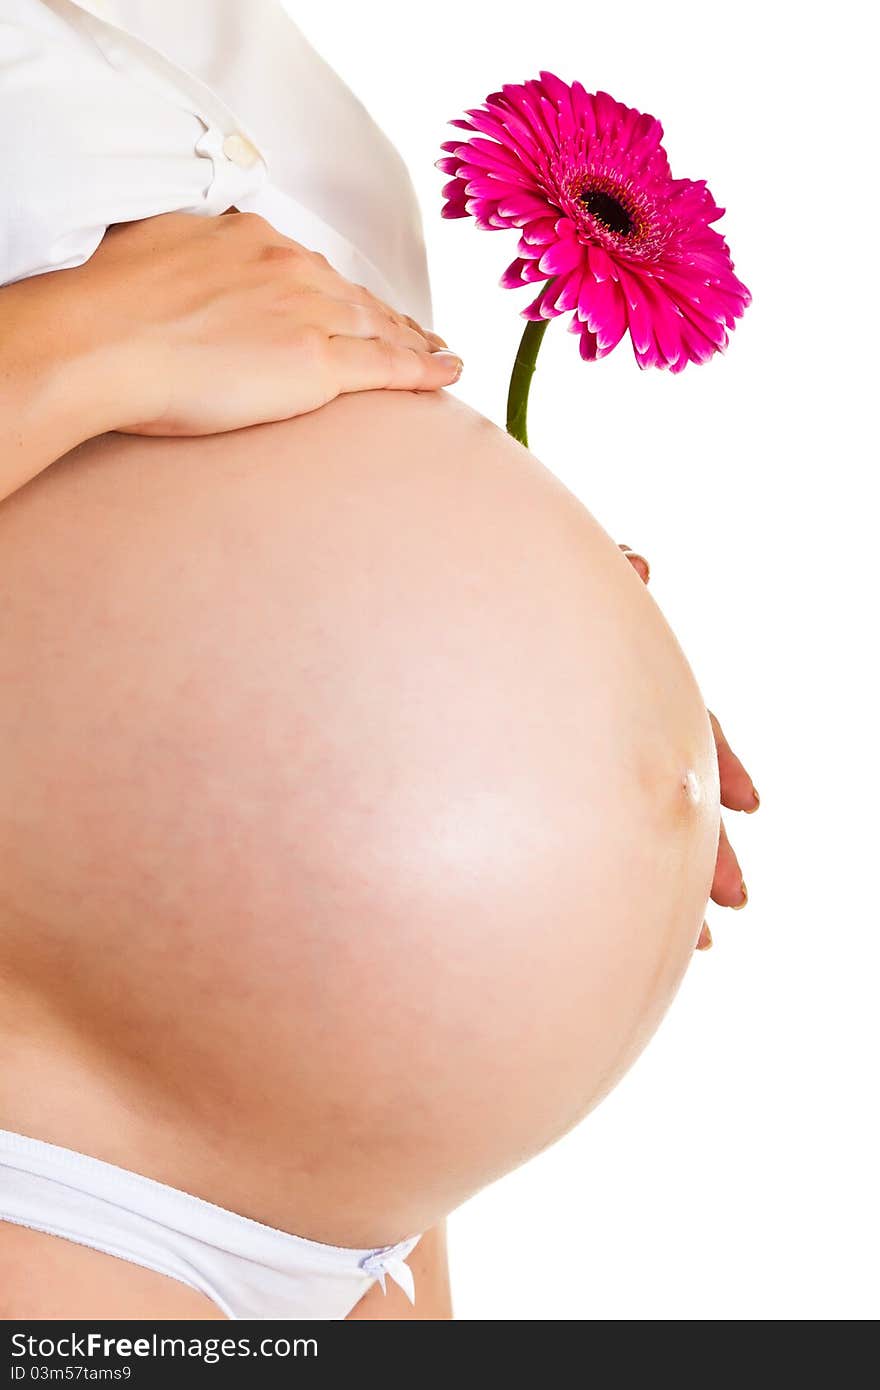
top-left (0, 0), bottom-right (433, 325)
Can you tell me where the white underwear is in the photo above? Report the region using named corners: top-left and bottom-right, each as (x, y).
top-left (0, 1129), bottom-right (420, 1319)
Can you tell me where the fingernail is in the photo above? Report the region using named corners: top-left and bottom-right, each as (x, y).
top-left (732, 879), bottom-right (748, 909)
top-left (432, 350), bottom-right (463, 380)
top-left (697, 921), bottom-right (713, 950)
top-left (748, 788), bottom-right (760, 811)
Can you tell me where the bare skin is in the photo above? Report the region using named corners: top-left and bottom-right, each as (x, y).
top-left (616, 547), bottom-right (758, 950)
top-left (0, 212), bottom-right (464, 1321)
top-left (0, 210), bottom-right (754, 933)
top-left (0, 385), bottom-right (722, 1318)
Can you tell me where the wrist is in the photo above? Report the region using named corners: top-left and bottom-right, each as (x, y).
top-left (0, 265), bottom-right (144, 503)
top-left (39, 263), bottom-right (143, 441)
top-left (2, 269), bottom-right (122, 446)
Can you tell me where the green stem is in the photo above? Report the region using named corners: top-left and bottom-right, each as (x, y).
top-left (505, 319), bottom-right (548, 447)
top-left (505, 284), bottom-right (554, 447)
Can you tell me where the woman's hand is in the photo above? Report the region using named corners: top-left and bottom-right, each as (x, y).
top-left (619, 544), bottom-right (760, 951)
top-left (89, 211), bottom-right (462, 435)
top-left (0, 210), bottom-right (463, 504)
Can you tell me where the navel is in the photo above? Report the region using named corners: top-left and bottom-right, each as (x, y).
top-left (682, 767), bottom-right (703, 806)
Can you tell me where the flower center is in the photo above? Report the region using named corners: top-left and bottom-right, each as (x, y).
top-left (580, 188), bottom-right (635, 238)
top-left (555, 159), bottom-right (665, 258)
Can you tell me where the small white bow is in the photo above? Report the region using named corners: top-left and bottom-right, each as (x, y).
top-left (359, 1247), bottom-right (416, 1304)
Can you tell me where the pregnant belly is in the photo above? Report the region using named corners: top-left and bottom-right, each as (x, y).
top-left (0, 388), bottom-right (719, 1245)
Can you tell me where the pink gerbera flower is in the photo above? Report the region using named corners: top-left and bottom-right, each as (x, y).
top-left (438, 72), bottom-right (750, 382)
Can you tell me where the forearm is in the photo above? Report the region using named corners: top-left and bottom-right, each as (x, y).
top-left (0, 270), bottom-right (122, 503)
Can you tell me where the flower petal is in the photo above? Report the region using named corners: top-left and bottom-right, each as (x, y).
top-left (521, 257), bottom-right (552, 282)
top-left (546, 269), bottom-right (582, 313)
top-left (578, 327), bottom-right (600, 361)
top-left (519, 217), bottom-right (560, 248)
top-left (639, 279), bottom-right (689, 368)
top-left (497, 192), bottom-right (557, 222)
top-left (522, 282), bottom-right (565, 320)
top-left (538, 236), bottom-right (585, 276)
top-left (500, 257), bottom-right (532, 288)
top-left (617, 266), bottom-right (658, 356)
top-left (537, 70), bottom-right (578, 140)
top-left (587, 244), bottom-right (615, 282)
top-left (577, 273), bottom-right (627, 352)
top-left (464, 176), bottom-right (534, 201)
top-left (457, 139), bottom-right (534, 179)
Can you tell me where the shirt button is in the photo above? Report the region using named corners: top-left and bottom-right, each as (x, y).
top-left (222, 133), bottom-right (261, 170)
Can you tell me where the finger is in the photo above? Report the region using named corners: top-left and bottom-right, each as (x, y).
top-left (696, 921), bottom-right (713, 950)
top-left (618, 543), bottom-right (650, 585)
top-left (355, 288), bottom-right (453, 356)
top-left (315, 270), bottom-right (440, 351)
top-left (708, 709), bottom-right (760, 812)
top-left (400, 313), bottom-right (449, 350)
top-left (326, 337), bottom-right (463, 393)
top-left (320, 299), bottom-right (436, 355)
top-left (359, 287), bottom-right (424, 334)
top-left (710, 817), bottom-right (748, 909)
top-left (233, 224), bottom-right (444, 349)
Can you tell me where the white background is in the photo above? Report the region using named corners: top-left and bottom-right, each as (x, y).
top-left (290, 1), bottom-right (877, 1319)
